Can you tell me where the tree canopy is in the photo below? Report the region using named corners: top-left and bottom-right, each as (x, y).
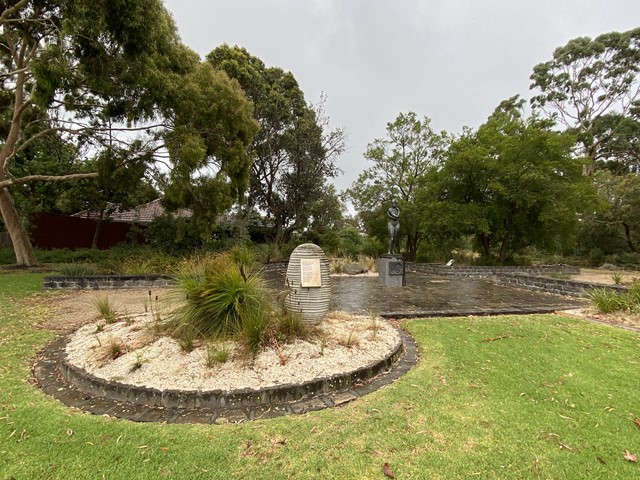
top-left (346, 112), bottom-right (448, 260)
top-left (0, 1), bottom-right (257, 265)
top-left (421, 98), bottom-right (592, 263)
top-left (530, 28), bottom-right (640, 174)
top-left (207, 45), bottom-right (346, 244)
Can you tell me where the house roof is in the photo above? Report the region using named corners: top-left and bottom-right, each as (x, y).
top-left (72, 199), bottom-right (193, 224)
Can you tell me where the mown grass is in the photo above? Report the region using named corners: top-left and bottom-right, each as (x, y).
top-left (1, 273), bottom-right (640, 479)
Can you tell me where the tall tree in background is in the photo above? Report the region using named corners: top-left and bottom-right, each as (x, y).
top-left (0, 1), bottom-right (257, 265)
top-left (530, 28), bottom-right (640, 175)
top-left (423, 98), bottom-right (591, 263)
top-left (346, 112), bottom-right (448, 260)
top-left (207, 45), bottom-right (346, 244)
top-left (591, 170), bottom-right (640, 253)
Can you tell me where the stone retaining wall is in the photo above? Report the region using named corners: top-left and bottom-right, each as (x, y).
top-left (406, 263), bottom-right (580, 277)
top-left (43, 275), bottom-right (174, 290)
top-left (406, 262), bottom-right (624, 298)
top-left (492, 273), bottom-right (626, 297)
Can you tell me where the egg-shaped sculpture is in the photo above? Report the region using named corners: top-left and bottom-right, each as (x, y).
top-left (284, 243), bottom-right (331, 324)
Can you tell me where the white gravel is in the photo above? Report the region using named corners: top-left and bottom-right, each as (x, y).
top-left (65, 311), bottom-right (401, 392)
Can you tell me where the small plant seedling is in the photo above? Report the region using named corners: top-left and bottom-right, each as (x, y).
top-left (319, 335), bottom-right (328, 356)
top-left (92, 295), bottom-right (117, 324)
top-left (123, 312), bottom-right (134, 326)
top-left (131, 352), bottom-right (146, 371)
top-left (340, 328), bottom-right (360, 348)
top-left (107, 336), bottom-right (126, 360)
top-left (368, 312), bottom-right (380, 339)
top-left (95, 323), bottom-right (104, 333)
top-left (611, 272), bottom-right (624, 285)
top-left (206, 344), bottom-right (231, 367)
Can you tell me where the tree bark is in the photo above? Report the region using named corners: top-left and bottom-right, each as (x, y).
top-left (405, 233), bottom-right (419, 261)
top-left (622, 222), bottom-right (638, 253)
top-left (0, 187), bottom-right (38, 266)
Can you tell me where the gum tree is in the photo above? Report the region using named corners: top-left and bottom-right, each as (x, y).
top-left (530, 28), bottom-right (640, 175)
top-left (422, 98), bottom-right (591, 263)
top-left (0, 1), bottom-right (256, 265)
top-left (207, 45), bottom-right (346, 244)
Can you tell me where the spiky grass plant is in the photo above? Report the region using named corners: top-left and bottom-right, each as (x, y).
top-left (92, 295), bottom-right (117, 323)
top-left (206, 344), bottom-right (231, 367)
top-left (586, 288), bottom-right (624, 313)
top-left (58, 262), bottom-right (97, 276)
top-left (165, 247), bottom-right (272, 353)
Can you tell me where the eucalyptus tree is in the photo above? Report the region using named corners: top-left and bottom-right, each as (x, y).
top-left (346, 112), bottom-right (449, 260)
top-left (0, 1), bottom-right (257, 265)
top-left (530, 28), bottom-right (640, 175)
top-left (207, 45), bottom-right (346, 244)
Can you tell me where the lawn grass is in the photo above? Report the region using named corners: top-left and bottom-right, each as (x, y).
top-left (1, 273), bottom-right (640, 479)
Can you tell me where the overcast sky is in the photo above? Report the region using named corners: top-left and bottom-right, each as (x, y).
top-left (163, 0), bottom-right (638, 194)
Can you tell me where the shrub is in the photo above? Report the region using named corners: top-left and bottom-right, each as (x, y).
top-left (57, 262), bottom-right (98, 276)
top-left (586, 285), bottom-right (640, 314)
top-left (164, 247), bottom-right (272, 352)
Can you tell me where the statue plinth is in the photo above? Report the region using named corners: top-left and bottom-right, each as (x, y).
top-left (378, 255), bottom-right (405, 287)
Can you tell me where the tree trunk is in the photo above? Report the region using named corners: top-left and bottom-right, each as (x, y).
top-left (273, 218), bottom-right (284, 245)
top-left (0, 187), bottom-right (39, 266)
top-left (622, 222), bottom-right (638, 253)
top-left (479, 233), bottom-right (491, 257)
top-left (405, 232), bottom-right (419, 261)
top-left (92, 210), bottom-right (105, 249)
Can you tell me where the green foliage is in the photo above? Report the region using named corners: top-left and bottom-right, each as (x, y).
top-left (587, 284), bottom-right (640, 313)
top-left (57, 263), bottom-right (98, 276)
top-left (144, 215), bottom-right (204, 254)
top-left (207, 45), bottom-right (346, 244)
top-left (586, 288), bottom-right (625, 313)
top-left (0, 1), bottom-right (257, 266)
top-left (346, 112), bottom-right (449, 260)
top-left (206, 344), bottom-right (231, 366)
top-left (420, 97), bottom-right (593, 263)
top-left (530, 28), bottom-right (640, 173)
top-left (165, 248), bottom-right (272, 352)
top-left (589, 170), bottom-right (640, 253)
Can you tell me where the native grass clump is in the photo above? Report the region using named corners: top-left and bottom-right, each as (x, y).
top-left (587, 282), bottom-right (640, 314)
top-left (163, 247), bottom-right (305, 354)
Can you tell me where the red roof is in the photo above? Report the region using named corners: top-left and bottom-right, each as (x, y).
top-left (72, 199), bottom-right (193, 224)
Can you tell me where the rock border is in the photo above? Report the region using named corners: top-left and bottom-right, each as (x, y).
top-left (33, 327), bottom-right (417, 424)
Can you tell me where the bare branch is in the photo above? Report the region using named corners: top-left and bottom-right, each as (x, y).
top-left (0, 172), bottom-right (99, 190)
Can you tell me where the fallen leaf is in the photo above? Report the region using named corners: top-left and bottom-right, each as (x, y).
top-left (633, 418), bottom-right (640, 430)
top-left (271, 437), bottom-right (287, 445)
top-left (159, 447), bottom-right (170, 452)
top-left (624, 450), bottom-right (638, 463)
top-left (383, 462), bottom-right (395, 479)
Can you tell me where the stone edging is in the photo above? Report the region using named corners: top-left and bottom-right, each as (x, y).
top-left (406, 263), bottom-right (625, 298)
top-left (43, 274), bottom-right (174, 290)
top-left (33, 327), bottom-right (418, 424)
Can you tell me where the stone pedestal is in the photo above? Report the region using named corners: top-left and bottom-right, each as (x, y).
top-left (378, 254), bottom-right (405, 287)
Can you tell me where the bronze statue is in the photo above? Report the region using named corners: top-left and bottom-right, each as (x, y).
top-left (387, 199), bottom-right (400, 254)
